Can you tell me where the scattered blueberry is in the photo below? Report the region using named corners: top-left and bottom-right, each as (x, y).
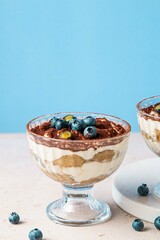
top-left (155, 104), bottom-right (160, 114)
top-left (71, 119), bottom-right (84, 131)
top-left (28, 228), bottom-right (43, 240)
top-left (154, 216), bottom-right (160, 230)
top-left (83, 126), bottom-right (97, 139)
top-left (9, 212), bottom-right (20, 224)
top-left (137, 184), bottom-right (149, 196)
top-left (50, 117), bottom-right (58, 127)
top-left (83, 116), bottom-right (96, 127)
top-left (54, 119), bottom-right (64, 130)
top-left (132, 219), bottom-right (144, 231)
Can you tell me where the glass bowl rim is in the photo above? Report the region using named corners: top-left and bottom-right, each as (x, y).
top-left (136, 95), bottom-right (160, 119)
top-left (26, 111), bottom-right (131, 143)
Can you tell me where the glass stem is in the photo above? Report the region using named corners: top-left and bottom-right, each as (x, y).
top-left (63, 185), bottom-right (94, 203)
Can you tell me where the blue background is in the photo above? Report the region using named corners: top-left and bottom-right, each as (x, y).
top-left (0, 0), bottom-right (159, 132)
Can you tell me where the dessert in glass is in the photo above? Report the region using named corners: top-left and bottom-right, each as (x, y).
top-left (26, 112), bottom-right (131, 226)
top-left (137, 96), bottom-right (160, 198)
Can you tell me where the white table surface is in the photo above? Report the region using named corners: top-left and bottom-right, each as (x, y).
top-left (0, 133), bottom-right (159, 240)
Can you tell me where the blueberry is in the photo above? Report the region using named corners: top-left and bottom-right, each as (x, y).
top-left (71, 119), bottom-right (84, 131)
top-left (28, 228), bottom-right (43, 240)
top-left (9, 212), bottom-right (20, 224)
top-left (81, 121), bottom-right (87, 129)
top-left (54, 119), bottom-right (64, 130)
top-left (62, 120), bottom-right (69, 128)
top-left (154, 216), bottom-right (160, 230)
top-left (50, 117), bottom-right (58, 127)
top-left (132, 219), bottom-right (144, 231)
top-left (83, 126), bottom-right (97, 139)
top-left (68, 117), bottom-right (77, 127)
top-left (83, 116), bottom-right (96, 126)
top-left (137, 184), bottom-right (149, 196)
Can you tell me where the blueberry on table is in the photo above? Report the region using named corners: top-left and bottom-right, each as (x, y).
top-left (71, 119), bottom-right (84, 131)
top-left (9, 212), bottom-right (20, 224)
top-left (132, 219), bottom-right (144, 231)
top-left (137, 184), bottom-right (149, 196)
top-left (154, 216), bottom-right (160, 230)
top-left (83, 116), bottom-right (96, 126)
top-left (83, 126), bottom-right (97, 139)
top-left (28, 228), bottom-right (43, 240)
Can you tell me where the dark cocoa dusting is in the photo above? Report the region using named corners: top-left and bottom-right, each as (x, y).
top-left (140, 103), bottom-right (160, 121)
top-left (31, 118), bottom-right (126, 140)
top-left (27, 117), bottom-right (129, 151)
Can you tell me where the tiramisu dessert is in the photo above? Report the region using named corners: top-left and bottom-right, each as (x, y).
top-left (26, 112), bottom-right (131, 187)
top-left (137, 96), bottom-right (160, 156)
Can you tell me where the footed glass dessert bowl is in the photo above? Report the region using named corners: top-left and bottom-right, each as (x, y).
top-left (137, 96), bottom-right (160, 198)
top-left (26, 112), bottom-right (131, 226)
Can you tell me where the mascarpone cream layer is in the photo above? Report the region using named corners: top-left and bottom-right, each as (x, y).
top-left (53, 157), bottom-right (123, 182)
top-left (144, 138), bottom-right (160, 154)
top-left (28, 138), bottom-right (128, 183)
top-left (138, 115), bottom-right (160, 136)
top-left (138, 115), bottom-right (160, 155)
top-left (28, 138), bottom-right (127, 162)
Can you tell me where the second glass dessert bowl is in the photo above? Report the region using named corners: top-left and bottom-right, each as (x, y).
top-left (137, 96), bottom-right (160, 198)
top-left (26, 112), bottom-right (131, 226)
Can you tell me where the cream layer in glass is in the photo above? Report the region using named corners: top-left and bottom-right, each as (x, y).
top-left (28, 137), bottom-right (128, 185)
top-left (138, 115), bottom-right (160, 154)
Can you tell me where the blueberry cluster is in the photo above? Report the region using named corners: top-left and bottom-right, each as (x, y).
top-left (8, 212), bottom-right (43, 240)
top-left (51, 115), bottom-right (97, 139)
top-left (7, 206), bottom-right (160, 236)
top-left (132, 183), bottom-right (160, 232)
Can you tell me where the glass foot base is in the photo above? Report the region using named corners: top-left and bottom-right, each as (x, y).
top-left (154, 183), bottom-right (160, 199)
top-left (46, 186), bottom-right (111, 226)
